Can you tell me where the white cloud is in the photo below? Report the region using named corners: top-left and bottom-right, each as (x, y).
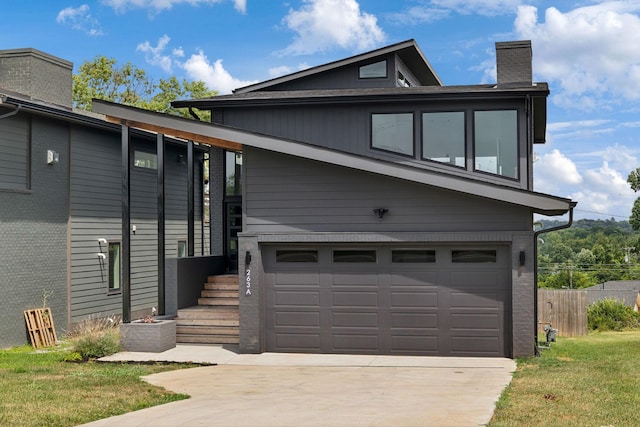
top-left (268, 63), bottom-right (311, 78)
top-left (137, 36), bottom-right (256, 93)
top-left (430, 0), bottom-right (523, 16)
top-left (182, 51), bottom-right (258, 94)
top-left (269, 65), bottom-right (293, 78)
top-left (535, 149), bottom-right (583, 195)
top-left (570, 161), bottom-right (636, 218)
top-left (535, 143), bottom-right (639, 219)
top-left (137, 35), bottom-right (174, 73)
top-left (279, 0), bottom-right (386, 56)
top-left (514, 3), bottom-right (640, 109)
top-left (387, 6), bottom-right (450, 25)
top-left (388, 0), bottom-right (523, 26)
top-left (56, 4), bottom-right (103, 36)
top-left (103, 0), bottom-right (245, 14)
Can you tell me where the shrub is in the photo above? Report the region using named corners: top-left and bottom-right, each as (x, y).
top-left (587, 298), bottom-right (640, 331)
top-left (65, 316), bottom-right (121, 360)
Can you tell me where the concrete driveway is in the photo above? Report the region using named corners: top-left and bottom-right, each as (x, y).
top-left (83, 348), bottom-right (515, 427)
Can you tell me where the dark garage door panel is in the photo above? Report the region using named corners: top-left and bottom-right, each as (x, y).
top-left (265, 246), bottom-right (510, 356)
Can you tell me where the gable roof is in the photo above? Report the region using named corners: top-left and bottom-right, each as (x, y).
top-left (231, 39), bottom-right (442, 94)
top-left (92, 99), bottom-right (573, 216)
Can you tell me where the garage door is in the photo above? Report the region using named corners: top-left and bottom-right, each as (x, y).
top-left (264, 245), bottom-right (511, 357)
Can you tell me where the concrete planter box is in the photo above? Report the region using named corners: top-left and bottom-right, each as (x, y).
top-left (120, 319), bottom-right (176, 353)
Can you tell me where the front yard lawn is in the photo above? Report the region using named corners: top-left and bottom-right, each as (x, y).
top-left (0, 346), bottom-right (195, 427)
top-left (490, 330), bottom-right (640, 427)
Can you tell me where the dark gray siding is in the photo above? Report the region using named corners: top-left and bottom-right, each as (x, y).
top-left (164, 144), bottom-right (205, 257)
top-left (258, 54), bottom-right (397, 91)
top-left (0, 109), bottom-right (29, 190)
top-left (222, 99), bottom-right (529, 189)
top-left (0, 115), bottom-right (68, 348)
top-left (244, 147), bottom-right (531, 234)
top-left (70, 131), bottom-right (207, 322)
top-left (70, 127), bottom-right (126, 320)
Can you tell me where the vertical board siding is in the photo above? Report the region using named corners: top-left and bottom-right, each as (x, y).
top-left (244, 148), bottom-right (530, 234)
top-left (537, 289), bottom-right (588, 337)
top-left (0, 111), bottom-right (28, 190)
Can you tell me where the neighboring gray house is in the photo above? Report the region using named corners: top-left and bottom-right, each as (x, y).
top-left (0, 48), bottom-right (219, 348)
top-left (92, 39), bottom-right (576, 358)
top-left (585, 281), bottom-right (640, 311)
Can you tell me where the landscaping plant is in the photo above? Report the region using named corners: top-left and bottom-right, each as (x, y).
top-left (587, 298), bottom-right (640, 331)
top-left (65, 315), bottom-right (121, 360)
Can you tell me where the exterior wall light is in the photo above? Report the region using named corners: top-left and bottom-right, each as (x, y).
top-left (373, 208), bottom-right (389, 219)
top-left (47, 149), bottom-right (59, 165)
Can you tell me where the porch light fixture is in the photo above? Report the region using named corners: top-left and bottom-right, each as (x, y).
top-left (373, 208), bottom-right (389, 219)
top-left (519, 251), bottom-right (526, 266)
top-left (47, 149), bottom-right (59, 165)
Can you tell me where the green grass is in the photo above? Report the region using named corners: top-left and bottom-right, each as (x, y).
top-left (490, 330), bottom-right (640, 427)
top-left (0, 345), bottom-right (196, 427)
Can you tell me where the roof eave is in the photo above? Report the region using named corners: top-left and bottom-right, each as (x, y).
top-left (93, 99), bottom-right (572, 216)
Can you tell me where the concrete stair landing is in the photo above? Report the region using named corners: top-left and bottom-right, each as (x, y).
top-left (176, 274), bottom-right (239, 345)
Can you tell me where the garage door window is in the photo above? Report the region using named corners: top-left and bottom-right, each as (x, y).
top-left (451, 250), bottom-right (497, 263)
top-left (392, 249), bottom-right (436, 263)
top-left (276, 250), bottom-right (319, 263)
top-left (333, 250), bottom-right (377, 263)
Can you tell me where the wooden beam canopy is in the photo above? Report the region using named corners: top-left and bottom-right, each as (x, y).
top-left (103, 115), bottom-right (242, 152)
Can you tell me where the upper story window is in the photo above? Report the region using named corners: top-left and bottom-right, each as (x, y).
top-left (397, 71), bottom-right (412, 87)
top-left (371, 113), bottom-right (414, 156)
top-left (133, 150), bottom-right (157, 169)
top-left (0, 111), bottom-right (30, 191)
top-left (422, 112), bottom-right (465, 168)
top-left (359, 60), bottom-right (387, 79)
top-left (370, 108), bottom-right (521, 182)
top-left (474, 110), bottom-right (518, 179)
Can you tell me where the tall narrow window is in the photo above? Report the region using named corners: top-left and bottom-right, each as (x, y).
top-left (371, 113), bottom-right (414, 156)
top-left (108, 242), bottom-right (121, 292)
top-left (422, 112), bottom-right (465, 167)
top-left (474, 110), bottom-right (518, 179)
top-left (225, 151), bottom-right (242, 196)
top-left (177, 240), bottom-right (187, 258)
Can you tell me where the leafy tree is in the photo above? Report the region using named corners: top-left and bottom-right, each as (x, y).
top-left (628, 168), bottom-right (640, 230)
top-left (537, 219), bottom-right (640, 286)
top-left (72, 56), bottom-right (215, 120)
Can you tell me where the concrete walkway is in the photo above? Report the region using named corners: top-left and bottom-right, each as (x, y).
top-left (82, 345), bottom-right (516, 427)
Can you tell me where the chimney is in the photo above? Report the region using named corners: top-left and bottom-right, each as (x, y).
top-left (0, 48), bottom-right (73, 109)
top-left (495, 41), bottom-right (532, 87)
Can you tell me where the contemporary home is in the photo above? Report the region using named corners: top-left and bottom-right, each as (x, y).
top-left (1, 39), bottom-right (575, 358)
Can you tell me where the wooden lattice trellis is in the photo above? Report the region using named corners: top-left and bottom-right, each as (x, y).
top-left (24, 308), bottom-right (58, 348)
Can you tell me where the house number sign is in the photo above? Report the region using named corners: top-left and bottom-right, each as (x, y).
top-left (245, 268), bottom-right (252, 296)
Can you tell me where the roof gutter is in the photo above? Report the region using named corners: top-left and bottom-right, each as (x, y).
top-left (532, 203), bottom-right (576, 356)
top-left (0, 94), bottom-right (22, 120)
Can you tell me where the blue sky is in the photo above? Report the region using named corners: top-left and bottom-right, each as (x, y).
top-left (2, 0), bottom-right (640, 221)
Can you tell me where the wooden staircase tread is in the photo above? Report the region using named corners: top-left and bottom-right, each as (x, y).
top-left (176, 335), bottom-right (239, 344)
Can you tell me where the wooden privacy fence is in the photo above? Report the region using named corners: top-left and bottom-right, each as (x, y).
top-left (537, 289), bottom-right (588, 337)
